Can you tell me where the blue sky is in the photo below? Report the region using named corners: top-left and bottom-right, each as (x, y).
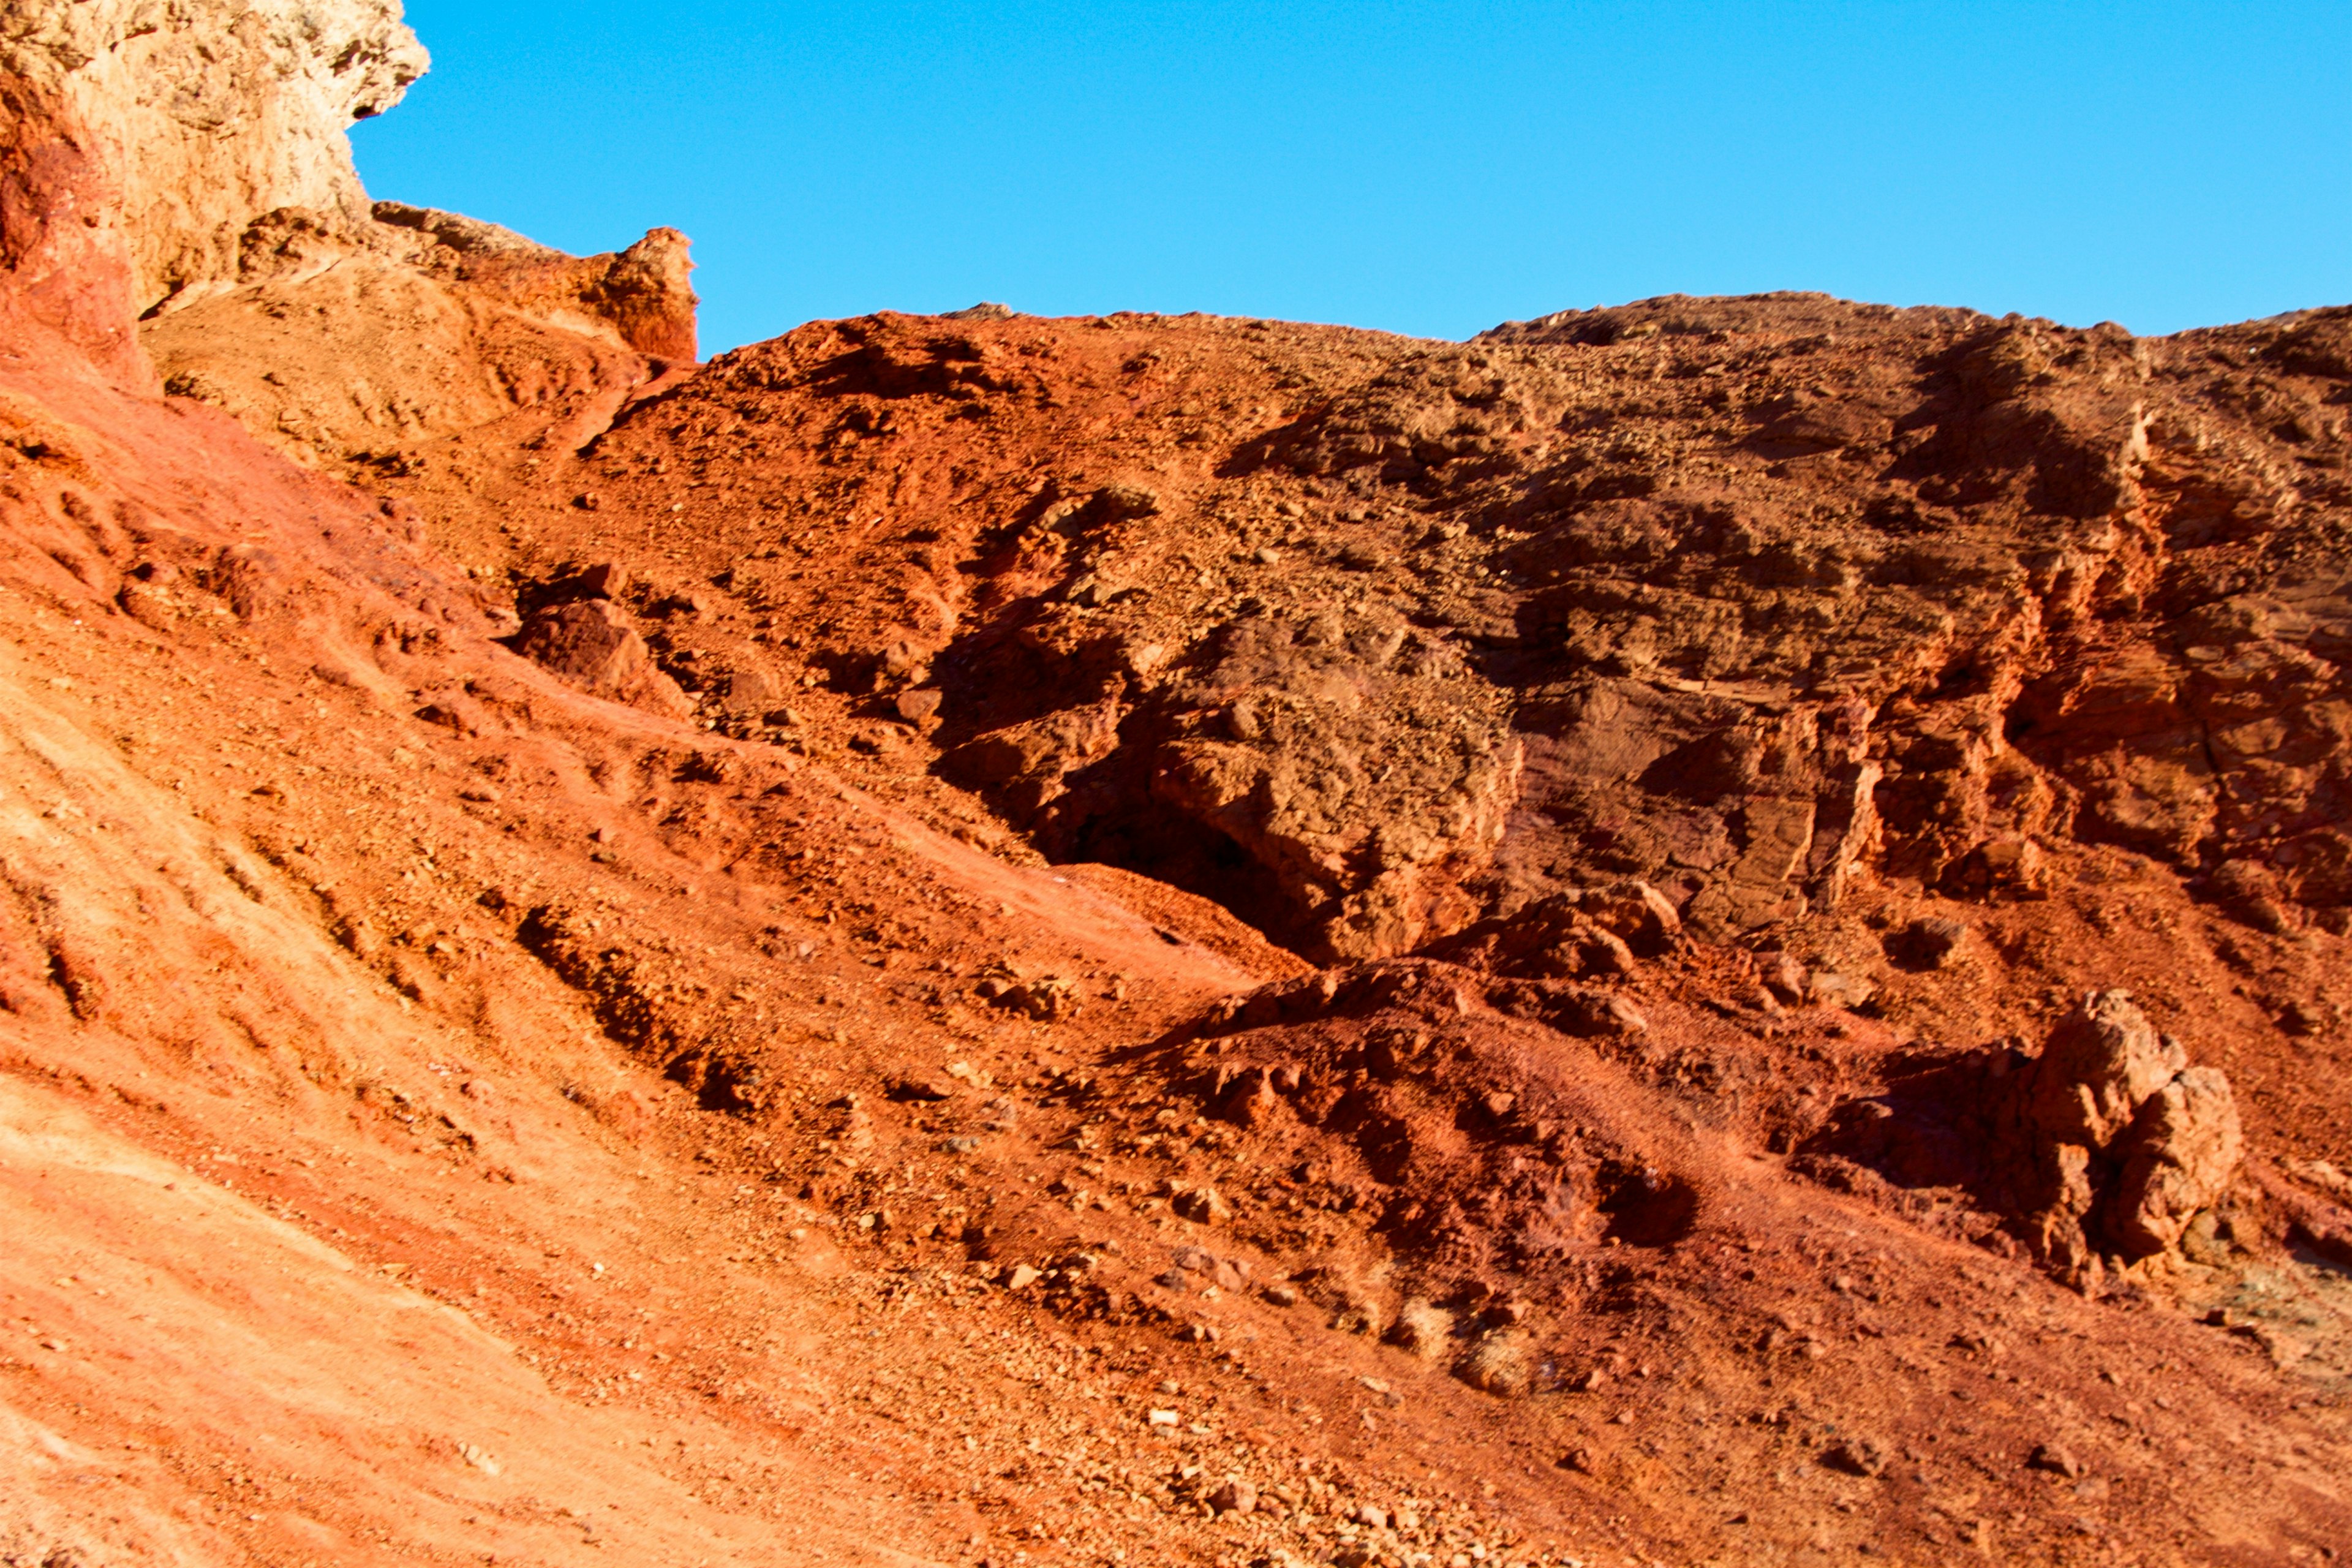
top-left (352, 2), bottom-right (2351, 356)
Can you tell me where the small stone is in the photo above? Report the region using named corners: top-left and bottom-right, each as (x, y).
top-left (576, 560), bottom-right (627, 596)
top-left (1559, 1448), bottom-right (1596, 1474)
top-left (1823, 1436), bottom-right (1891, 1477)
top-left (1457, 1332), bottom-right (1533, 1397)
top-left (895, 688), bottom-right (943, 723)
top-left (1006, 1264), bottom-right (1041, 1291)
top-left (1263, 1283), bottom-right (1300, 1308)
top-left (1592, 993), bottom-right (1649, 1035)
top-left (1758, 951), bottom-right (1810, 1003)
top-left (1891, 915), bottom-right (1970, 970)
top-left (1353, 1504), bottom-right (1388, 1529)
top-left (723, 669), bottom-right (778, 706)
top-left (1385, 1298), bottom-right (1454, 1359)
top-left (1209, 1479), bottom-right (1257, 1515)
top-left (2279, 1000), bottom-right (2329, 1036)
top-left (1809, 971), bottom-right (1875, 1010)
top-left (1147, 1409), bottom-right (1180, 1427)
top-left (1170, 1185), bottom-right (1231, 1224)
top-left (2029, 1442), bottom-right (2085, 1479)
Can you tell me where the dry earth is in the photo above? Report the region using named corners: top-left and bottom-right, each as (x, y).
top-left (4, 5), bottom-right (2351, 1567)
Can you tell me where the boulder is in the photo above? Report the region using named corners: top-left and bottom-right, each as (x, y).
top-left (942, 701), bottom-right (1123, 816)
top-left (513, 599), bottom-right (692, 718)
top-left (2013, 992), bottom-right (2244, 1266)
top-left (2025, 990), bottom-right (2187, 1148)
top-left (1585, 881), bottom-right (1683, 956)
top-left (2110, 1066), bottom-right (2244, 1256)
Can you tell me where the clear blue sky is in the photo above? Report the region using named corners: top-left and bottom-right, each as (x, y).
top-left (352, 1), bottom-right (2351, 356)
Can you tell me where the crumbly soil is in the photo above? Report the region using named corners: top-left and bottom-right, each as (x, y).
top-left (0, 260), bottom-right (2347, 1568)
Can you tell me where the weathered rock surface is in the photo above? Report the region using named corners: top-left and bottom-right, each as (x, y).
top-left (353, 292), bottom-right (2352, 997)
top-left (2026, 988), bottom-right (2192, 1149)
top-left (513, 596), bottom-right (693, 718)
top-left (2019, 990), bottom-right (2245, 1270)
top-left (4, 4), bottom-right (2351, 1566)
top-left (1, 0), bottom-right (427, 314)
top-left (141, 210), bottom-right (699, 472)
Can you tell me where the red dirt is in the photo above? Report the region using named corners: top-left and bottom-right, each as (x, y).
top-left (4, 10), bottom-right (2351, 1568)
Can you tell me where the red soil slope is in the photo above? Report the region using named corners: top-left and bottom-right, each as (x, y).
top-left (4, 9), bottom-right (2351, 1568)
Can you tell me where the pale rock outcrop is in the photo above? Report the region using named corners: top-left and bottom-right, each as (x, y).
top-left (1, 0), bottom-right (428, 314)
top-left (1, 1), bottom-right (698, 453)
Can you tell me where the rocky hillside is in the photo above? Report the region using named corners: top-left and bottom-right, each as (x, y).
top-left (3, 3), bottom-right (2350, 1566)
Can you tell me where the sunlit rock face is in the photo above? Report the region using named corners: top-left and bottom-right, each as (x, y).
top-left (1, 0), bottom-right (428, 314)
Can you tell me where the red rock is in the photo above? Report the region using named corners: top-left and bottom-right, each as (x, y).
top-left (1, 7), bottom-right (2346, 1560)
top-left (513, 599), bottom-right (692, 718)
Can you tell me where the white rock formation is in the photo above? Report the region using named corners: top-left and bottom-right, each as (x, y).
top-left (0, 0), bottom-right (428, 314)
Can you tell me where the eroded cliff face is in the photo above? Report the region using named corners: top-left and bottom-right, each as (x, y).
top-left (1, 0), bottom-right (697, 452)
top-left (1, 0), bottom-right (427, 314)
top-left (5, 5), bottom-right (2352, 1567)
top-left (143, 209), bottom-right (700, 469)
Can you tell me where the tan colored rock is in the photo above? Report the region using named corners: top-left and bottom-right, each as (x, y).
top-left (1, 0), bottom-right (428, 313)
top-left (943, 700), bottom-right (1123, 816)
top-left (1384, 1298), bottom-right (1453, 1359)
top-left (1169, 1184), bottom-right (1231, 1225)
top-left (2026, 990), bottom-right (2187, 1148)
top-left (1758, 951), bottom-right (1810, 1004)
top-left (2111, 1066), bottom-right (2244, 1257)
top-left (1150, 658), bottom-right (1521, 960)
top-left (1208, 1479), bottom-right (1257, 1515)
top-left (1585, 880), bottom-right (1681, 955)
top-left (1455, 1332), bottom-right (1531, 1397)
